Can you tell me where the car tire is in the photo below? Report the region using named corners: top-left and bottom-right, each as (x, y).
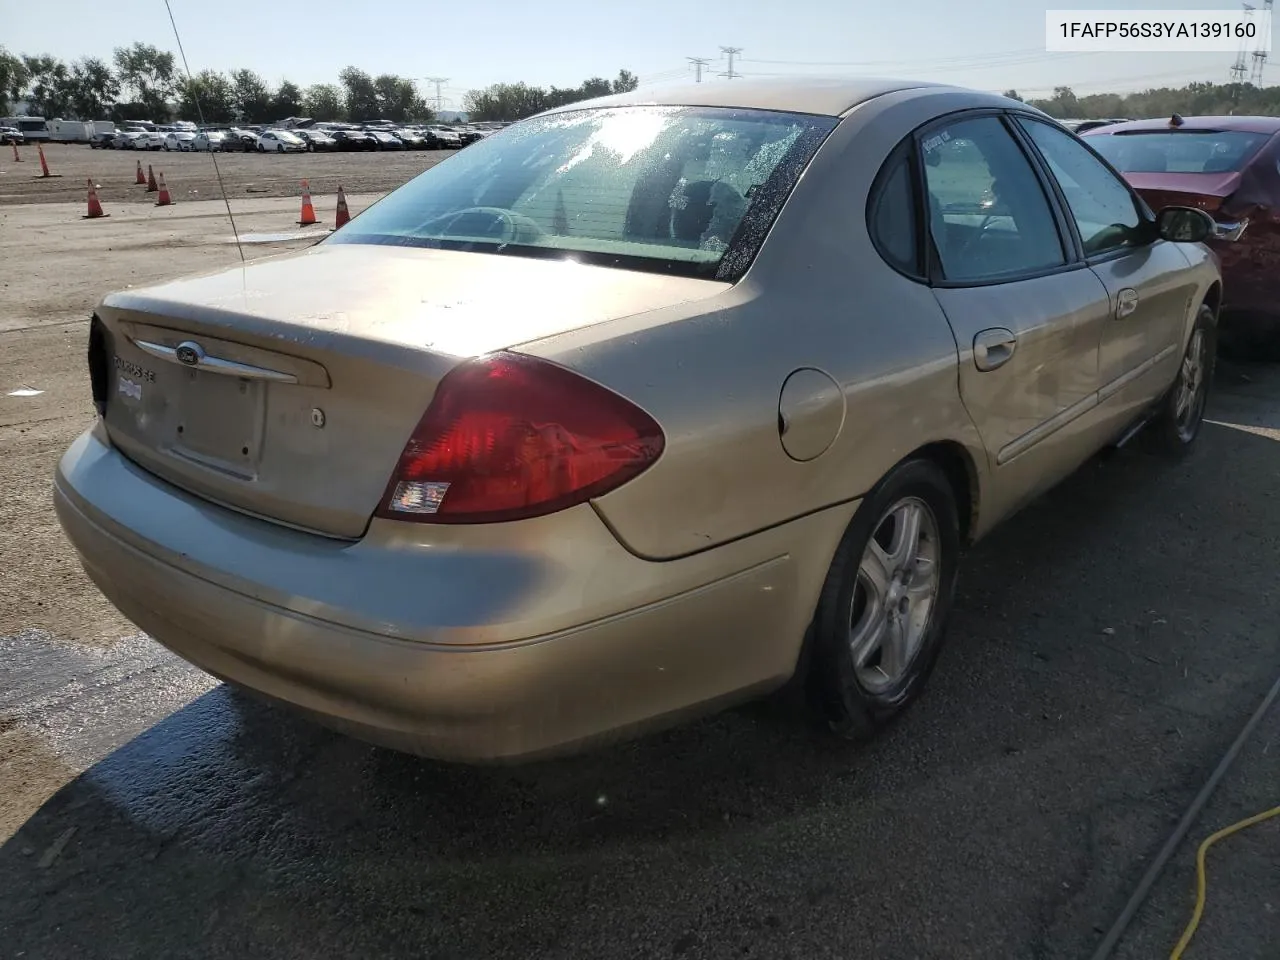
top-left (1144, 303), bottom-right (1216, 456)
top-left (806, 457), bottom-right (961, 741)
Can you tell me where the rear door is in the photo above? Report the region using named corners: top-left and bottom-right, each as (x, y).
top-left (919, 112), bottom-right (1113, 507)
top-left (1014, 116), bottom-right (1198, 423)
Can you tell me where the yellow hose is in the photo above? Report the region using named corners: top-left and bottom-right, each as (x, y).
top-left (1169, 804), bottom-right (1280, 959)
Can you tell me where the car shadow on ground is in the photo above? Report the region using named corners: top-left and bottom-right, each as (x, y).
top-left (4, 361), bottom-right (1280, 960)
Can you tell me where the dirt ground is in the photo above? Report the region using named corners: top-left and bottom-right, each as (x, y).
top-left (2, 177), bottom-right (1280, 959)
top-left (0, 194), bottom-right (381, 638)
top-left (0, 139), bottom-right (454, 205)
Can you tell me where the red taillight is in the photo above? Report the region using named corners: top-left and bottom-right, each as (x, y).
top-left (375, 352), bottom-right (664, 524)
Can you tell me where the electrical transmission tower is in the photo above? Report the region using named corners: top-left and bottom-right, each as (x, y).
top-left (424, 77), bottom-right (449, 113)
top-left (1249, 0), bottom-right (1273, 84)
top-left (718, 46), bottom-right (743, 79)
top-left (1229, 3), bottom-right (1256, 85)
top-left (687, 57), bottom-right (711, 82)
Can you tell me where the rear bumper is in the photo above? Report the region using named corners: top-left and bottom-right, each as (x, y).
top-left (54, 426), bottom-right (853, 762)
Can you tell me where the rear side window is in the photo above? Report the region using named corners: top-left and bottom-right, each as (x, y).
top-left (919, 115), bottom-right (1067, 283)
top-left (868, 147), bottom-right (921, 277)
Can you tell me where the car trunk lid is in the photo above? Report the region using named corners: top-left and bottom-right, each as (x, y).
top-left (93, 243), bottom-right (728, 539)
top-left (1125, 171), bottom-right (1243, 214)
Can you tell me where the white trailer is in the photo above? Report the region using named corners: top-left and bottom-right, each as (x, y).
top-left (49, 119), bottom-right (92, 142)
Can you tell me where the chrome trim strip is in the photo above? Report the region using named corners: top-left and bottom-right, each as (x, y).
top-left (1098, 342), bottom-right (1178, 403)
top-left (997, 392), bottom-right (1099, 466)
top-left (133, 339), bottom-right (299, 384)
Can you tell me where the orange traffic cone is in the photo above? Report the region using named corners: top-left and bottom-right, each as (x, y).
top-left (34, 142), bottom-right (56, 177)
top-left (297, 179), bottom-right (317, 225)
top-left (155, 172), bottom-right (172, 206)
top-left (83, 178), bottom-right (108, 219)
top-left (135, 160), bottom-right (145, 185)
top-left (146, 163), bottom-right (157, 192)
top-left (335, 184), bottom-right (350, 228)
top-left (11, 142), bottom-right (21, 162)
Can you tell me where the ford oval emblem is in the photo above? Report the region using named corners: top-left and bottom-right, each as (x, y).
top-left (175, 342), bottom-right (203, 366)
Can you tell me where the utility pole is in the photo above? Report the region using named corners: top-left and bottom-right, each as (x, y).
top-left (687, 57), bottom-right (711, 82)
top-left (718, 46), bottom-right (743, 80)
top-left (424, 77), bottom-right (449, 113)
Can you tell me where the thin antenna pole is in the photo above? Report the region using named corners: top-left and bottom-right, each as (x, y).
top-left (163, 0), bottom-right (244, 263)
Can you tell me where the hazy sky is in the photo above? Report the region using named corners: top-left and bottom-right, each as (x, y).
top-left (3, 0), bottom-right (1275, 108)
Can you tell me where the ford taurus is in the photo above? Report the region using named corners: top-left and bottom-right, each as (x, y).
top-left (54, 78), bottom-right (1222, 762)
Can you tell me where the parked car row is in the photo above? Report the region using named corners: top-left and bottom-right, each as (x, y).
top-left (99, 122), bottom-right (490, 154)
top-left (95, 129), bottom-right (167, 150)
top-left (67, 117), bottom-right (503, 154)
top-left (194, 123), bottom-right (484, 153)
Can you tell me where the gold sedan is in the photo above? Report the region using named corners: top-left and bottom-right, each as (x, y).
top-left (54, 78), bottom-right (1222, 762)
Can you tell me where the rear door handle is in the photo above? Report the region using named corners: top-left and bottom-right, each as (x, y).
top-left (1116, 287), bottom-right (1139, 319)
top-left (973, 327), bottom-right (1017, 372)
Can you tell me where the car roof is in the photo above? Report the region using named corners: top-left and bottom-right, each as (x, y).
top-left (1086, 115), bottom-right (1280, 135)
top-left (537, 76), bottom-right (957, 119)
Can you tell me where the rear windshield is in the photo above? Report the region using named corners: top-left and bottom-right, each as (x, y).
top-left (326, 105), bottom-right (836, 279)
top-left (1088, 130), bottom-right (1273, 174)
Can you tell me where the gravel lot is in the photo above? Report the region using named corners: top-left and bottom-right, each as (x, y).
top-left (1, 178), bottom-right (1279, 959)
top-left (0, 140), bottom-right (455, 205)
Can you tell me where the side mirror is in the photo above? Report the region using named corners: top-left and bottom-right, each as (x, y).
top-left (1156, 206), bottom-right (1215, 243)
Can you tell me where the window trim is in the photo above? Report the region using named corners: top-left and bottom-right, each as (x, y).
top-left (1011, 112), bottom-right (1159, 267)
top-left (866, 137), bottom-right (928, 282)
top-left (911, 107), bottom-right (1084, 289)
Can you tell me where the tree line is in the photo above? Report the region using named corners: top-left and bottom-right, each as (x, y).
top-left (0, 42), bottom-right (640, 125)
top-left (15, 47), bottom-right (1272, 128)
top-left (462, 71), bottom-right (639, 121)
top-left (1007, 81), bottom-right (1280, 120)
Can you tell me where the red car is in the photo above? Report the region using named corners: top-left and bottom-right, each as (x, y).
top-left (1083, 115), bottom-right (1280, 355)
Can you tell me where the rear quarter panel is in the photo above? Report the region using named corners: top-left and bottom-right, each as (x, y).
top-left (519, 88), bottom-right (997, 561)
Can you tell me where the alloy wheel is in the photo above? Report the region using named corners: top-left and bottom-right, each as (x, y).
top-left (848, 497), bottom-right (942, 694)
top-left (1174, 329), bottom-right (1207, 442)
